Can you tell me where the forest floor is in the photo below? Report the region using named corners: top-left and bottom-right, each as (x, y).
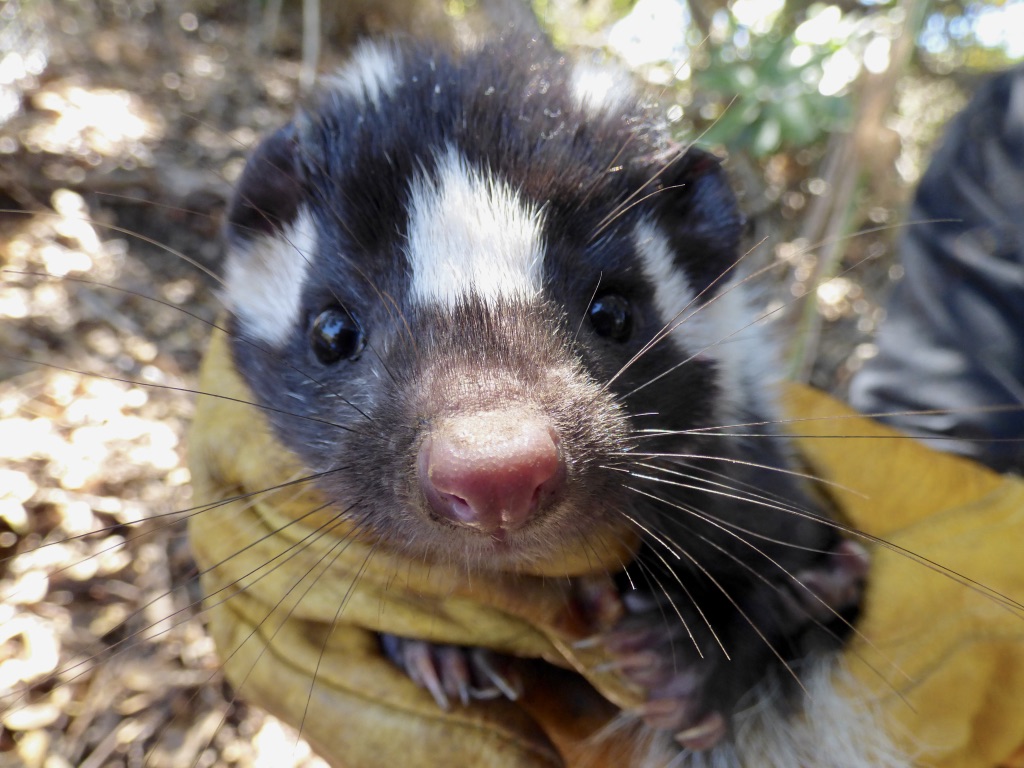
top-left (0, 4), bottom-right (333, 766)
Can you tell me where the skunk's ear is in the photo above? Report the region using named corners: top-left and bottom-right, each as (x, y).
top-left (649, 145), bottom-right (744, 294)
top-left (224, 123), bottom-right (304, 246)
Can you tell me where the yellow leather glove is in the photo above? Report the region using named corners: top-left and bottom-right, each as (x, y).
top-left (785, 384), bottom-right (1024, 768)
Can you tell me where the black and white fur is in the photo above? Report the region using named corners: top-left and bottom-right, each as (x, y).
top-left (220, 37), bottom-right (904, 767)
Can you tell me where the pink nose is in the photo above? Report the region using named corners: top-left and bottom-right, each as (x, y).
top-left (418, 411), bottom-right (564, 536)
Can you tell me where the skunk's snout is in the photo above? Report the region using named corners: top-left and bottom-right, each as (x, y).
top-left (418, 411), bottom-right (565, 537)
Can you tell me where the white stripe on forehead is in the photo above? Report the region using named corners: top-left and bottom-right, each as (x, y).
top-left (223, 209), bottom-right (316, 347)
top-left (406, 147), bottom-right (546, 307)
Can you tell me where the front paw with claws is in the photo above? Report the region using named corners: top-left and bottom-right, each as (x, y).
top-left (380, 634), bottom-right (523, 710)
top-left (601, 539), bottom-right (870, 752)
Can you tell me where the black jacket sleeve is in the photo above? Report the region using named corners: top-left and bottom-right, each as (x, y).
top-left (849, 67), bottom-right (1024, 474)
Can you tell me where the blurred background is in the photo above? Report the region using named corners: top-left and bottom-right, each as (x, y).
top-left (0, 1), bottom-right (1021, 766)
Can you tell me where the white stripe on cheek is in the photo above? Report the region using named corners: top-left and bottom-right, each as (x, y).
top-left (633, 219), bottom-right (700, 335)
top-left (633, 219), bottom-right (779, 415)
top-left (406, 147), bottom-right (546, 307)
top-left (223, 209), bottom-right (317, 347)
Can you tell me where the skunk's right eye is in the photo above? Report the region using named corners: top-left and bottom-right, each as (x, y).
top-left (588, 294), bottom-right (633, 341)
top-left (310, 307), bottom-right (365, 364)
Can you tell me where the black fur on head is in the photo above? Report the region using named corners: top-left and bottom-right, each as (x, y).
top-left (219, 38), bottom-right (821, 571)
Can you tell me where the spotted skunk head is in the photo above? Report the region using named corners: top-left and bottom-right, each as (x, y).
top-left (219, 38), bottom-right (788, 571)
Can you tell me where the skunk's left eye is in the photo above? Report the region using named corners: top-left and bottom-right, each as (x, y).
top-left (310, 306), bottom-right (365, 364)
top-left (588, 294), bottom-right (633, 341)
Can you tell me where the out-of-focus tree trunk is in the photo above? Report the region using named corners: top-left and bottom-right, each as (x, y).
top-left (259, 0), bottom-right (544, 87)
top-left (789, 0), bottom-right (928, 381)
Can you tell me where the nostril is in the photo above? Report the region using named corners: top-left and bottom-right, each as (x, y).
top-left (418, 411), bottom-right (564, 534)
top-left (436, 491), bottom-right (472, 522)
top-left (530, 486), bottom-right (542, 509)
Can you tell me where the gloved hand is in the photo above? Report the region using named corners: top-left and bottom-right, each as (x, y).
top-left (785, 384), bottom-right (1024, 768)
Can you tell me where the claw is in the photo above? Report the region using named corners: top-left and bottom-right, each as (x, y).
top-left (611, 650), bottom-right (665, 687)
top-left (438, 645), bottom-right (472, 706)
top-left (674, 711), bottom-right (727, 751)
top-left (471, 649), bottom-right (522, 701)
top-left (571, 633), bottom-right (603, 650)
top-left (404, 641), bottom-right (450, 710)
top-left (637, 697), bottom-right (696, 732)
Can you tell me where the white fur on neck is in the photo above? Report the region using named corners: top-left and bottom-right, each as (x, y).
top-left (405, 146), bottom-right (546, 308)
top-left (222, 209), bottom-right (316, 347)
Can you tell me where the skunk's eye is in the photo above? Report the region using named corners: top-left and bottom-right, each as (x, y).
top-left (310, 306), bottom-right (365, 364)
top-left (588, 294), bottom-right (632, 341)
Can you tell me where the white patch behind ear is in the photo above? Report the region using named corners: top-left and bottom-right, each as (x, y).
top-left (406, 146), bottom-right (546, 308)
top-left (222, 209), bottom-right (316, 347)
top-left (633, 219), bottom-right (781, 419)
top-left (324, 40), bottom-right (403, 107)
